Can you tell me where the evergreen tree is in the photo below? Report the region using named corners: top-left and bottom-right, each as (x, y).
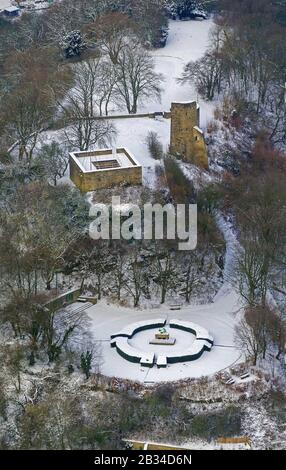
top-left (165, 0), bottom-right (207, 20)
top-left (80, 350), bottom-right (93, 380)
top-left (61, 31), bottom-right (87, 59)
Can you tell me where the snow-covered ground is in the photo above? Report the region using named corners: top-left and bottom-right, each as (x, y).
top-left (86, 288), bottom-right (241, 383)
top-left (42, 19), bottom-right (215, 187)
top-left (110, 117), bottom-right (169, 186)
top-left (84, 213), bottom-right (243, 384)
top-left (43, 19), bottom-right (245, 383)
top-left (0, 0), bottom-right (12, 9)
top-left (49, 18), bottom-right (245, 384)
top-left (146, 18), bottom-right (215, 127)
top-left (108, 19), bottom-right (215, 185)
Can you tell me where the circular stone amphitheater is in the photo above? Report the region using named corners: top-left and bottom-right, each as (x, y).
top-left (110, 319), bottom-right (214, 369)
top-left (85, 291), bottom-right (242, 384)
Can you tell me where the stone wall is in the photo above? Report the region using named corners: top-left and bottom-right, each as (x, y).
top-left (43, 288), bottom-right (82, 311)
top-left (192, 126), bottom-right (208, 169)
top-left (69, 155), bottom-right (142, 192)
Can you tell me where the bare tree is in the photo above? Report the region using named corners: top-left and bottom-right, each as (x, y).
top-left (235, 314), bottom-right (262, 366)
top-left (79, 340), bottom-right (102, 380)
top-left (178, 251), bottom-right (209, 304)
top-left (115, 45), bottom-right (163, 114)
top-left (235, 304), bottom-right (281, 365)
top-left (76, 240), bottom-right (115, 300)
top-left (180, 26), bottom-right (224, 101)
top-left (110, 248), bottom-right (128, 301)
top-left (125, 250), bottom-right (148, 307)
top-left (228, 167), bottom-right (286, 307)
top-left (37, 140), bottom-right (69, 186)
top-left (0, 182), bottom-right (87, 297)
top-left (42, 308), bottom-right (80, 363)
top-left (87, 12), bottom-right (137, 64)
top-left (5, 86), bottom-right (52, 160)
top-left (268, 308), bottom-right (286, 360)
top-left (2, 48), bottom-right (69, 160)
top-left (5, 344), bottom-right (25, 393)
top-left (95, 59), bottom-right (119, 116)
top-left (152, 246), bottom-right (178, 304)
top-left (145, 131), bottom-right (164, 160)
top-left (60, 59), bottom-right (116, 150)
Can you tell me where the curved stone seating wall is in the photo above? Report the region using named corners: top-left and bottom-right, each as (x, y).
top-left (169, 319), bottom-right (214, 346)
top-left (110, 318), bottom-right (166, 340)
top-left (110, 318), bottom-right (213, 368)
top-left (164, 339), bottom-right (212, 364)
top-left (110, 319), bottom-right (166, 368)
top-left (111, 337), bottom-right (155, 367)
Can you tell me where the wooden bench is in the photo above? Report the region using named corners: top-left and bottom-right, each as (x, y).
top-left (169, 304), bottom-right (182, 311)
top-left (240, 373), bottom-right (250, 380)
top-left (225, 378), bottom-right (235, 385)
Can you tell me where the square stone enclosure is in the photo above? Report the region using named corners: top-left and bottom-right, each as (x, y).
top-left (69, 148), bottom-right (143, 192)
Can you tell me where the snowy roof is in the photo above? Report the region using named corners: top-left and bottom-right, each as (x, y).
top-left (172, 100), bottom-right (200, 109)
top-left (4, 5), bottom-right (20, 12)
top-left (193, 126), bottom-right (204, 135)
top-left (70, 147), bottom-right (142, 174)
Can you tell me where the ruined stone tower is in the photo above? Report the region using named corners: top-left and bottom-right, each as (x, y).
top-left (170, 101), bottom-right (208, 169)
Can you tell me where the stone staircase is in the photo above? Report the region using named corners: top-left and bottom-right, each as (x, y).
top-left (55, 301), bottom-right (93, 330)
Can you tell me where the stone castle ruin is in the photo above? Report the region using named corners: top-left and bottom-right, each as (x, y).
top-left (170, 101), bottom-right (208, 169)
top-left (69, 148), bottom-right (142, 192)
top-left (69, 101), bottom-right (207, 192)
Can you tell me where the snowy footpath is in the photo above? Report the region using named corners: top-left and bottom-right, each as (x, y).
top-left (150, 18), bottom-right (215, 126)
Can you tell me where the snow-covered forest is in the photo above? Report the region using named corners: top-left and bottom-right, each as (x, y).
top-left (0, 0), bottom-right (286, 454)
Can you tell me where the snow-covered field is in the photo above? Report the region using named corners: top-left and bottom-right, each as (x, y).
top-left (106, 19), bottom-right (215, 185)
top-left (0, 0), bottom-right (12, 10)
top-left (42, 19), bottom-right (215, 187)
top-left (147, 18), bottom-right (215, 126)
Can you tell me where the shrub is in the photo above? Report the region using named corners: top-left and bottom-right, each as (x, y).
top-left (0, 386), bottom-right (7, 420)
top-left (164, 155), bottom-right (195, 203)
top-left (146, 132), bottom-right (164, 160)
top-left (191, 406), bottom-right (242, 440)
top-left (80, 350), bottom-right (93, 380)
